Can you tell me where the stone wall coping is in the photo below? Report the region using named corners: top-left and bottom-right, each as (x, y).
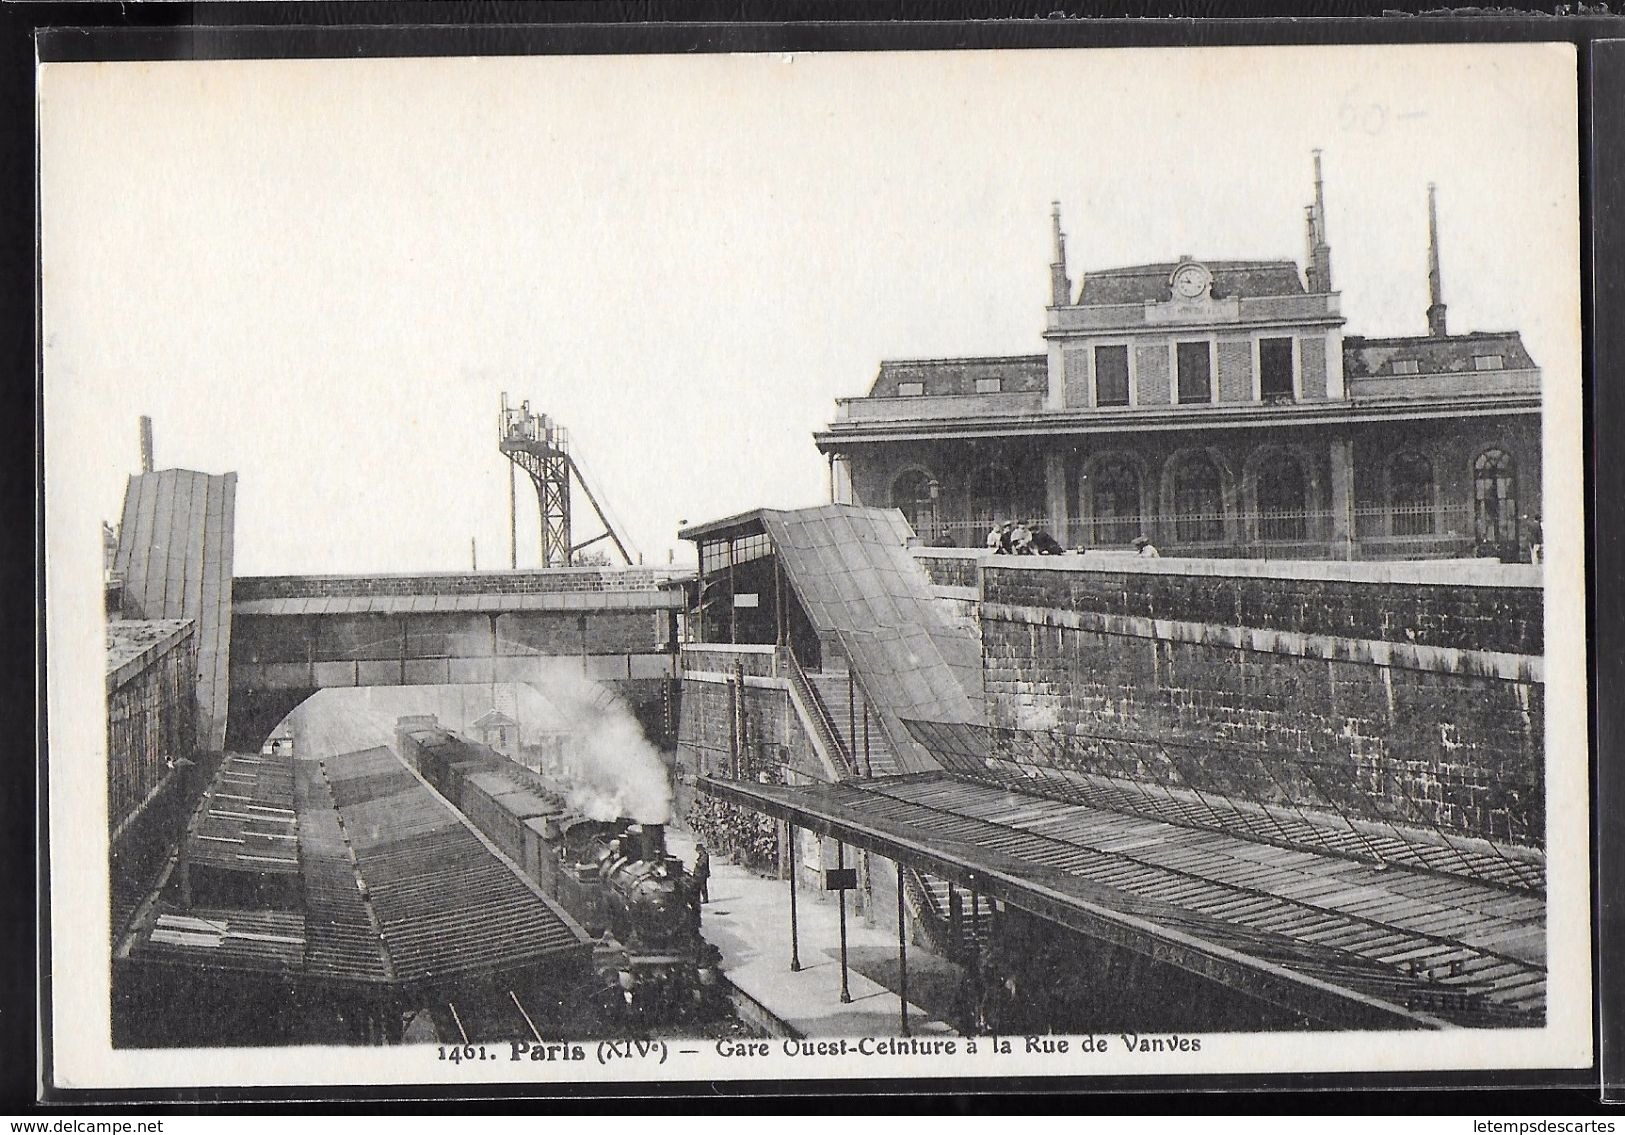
top-left (236, 567), bottom-right (691, 582)
top-left (107, 619), bottom-right (196, 692)
top-left (910, 547), bottom-right (985, 560)
top-left (679, 642), bottom-right (778, 654)
top-left (232, 565), bottom-right (689, 591)
top-left (680, 670), bottom-right (788, 691)
top-left (918, 549), bottom-right (1540, 589)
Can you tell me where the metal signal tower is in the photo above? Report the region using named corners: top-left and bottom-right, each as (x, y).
top-left (499, 393), bottom-right (635, 567)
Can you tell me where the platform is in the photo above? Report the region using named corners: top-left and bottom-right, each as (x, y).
top-left (665, 829), bottom-right (955, 1039)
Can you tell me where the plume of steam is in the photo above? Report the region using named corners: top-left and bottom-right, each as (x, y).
top-left (532, 663), bottom-right (673, 825)
top-left (274, 666), bottom-right (673, 826)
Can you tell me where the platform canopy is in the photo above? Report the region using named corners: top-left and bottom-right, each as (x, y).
top-left (701, 769), bottom-right (1545, 1031)
top-left (119, 745), bottom-right (591, 995)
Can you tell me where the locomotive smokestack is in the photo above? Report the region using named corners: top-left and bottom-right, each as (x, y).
top-left (639, 823), bottom-right (666, 861)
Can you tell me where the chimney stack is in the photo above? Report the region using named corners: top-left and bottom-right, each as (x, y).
top-left (1426, 182), bottom-right (1448, 338)
top-left (1305, 151), bottom-right (1334, 294)
top-left (638, 823), bottom-right (666, 862)
top-left (139, 416), bottom-right (154, 473)
top-left (1049, 201), bottom-right (1072, 308)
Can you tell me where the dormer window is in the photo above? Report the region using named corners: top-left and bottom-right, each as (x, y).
top-left (896, 381), bottom-right (925, 396)
top-left (975, 377), bottom-right (1002, 394)
top-left (1473, 354), bottom-right (1505, 371)
top-left (1392, 359), bottom-right (1420, 375)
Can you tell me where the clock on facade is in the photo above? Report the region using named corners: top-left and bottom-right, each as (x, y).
top-left (1171, 262), bottom-right (1211, 300)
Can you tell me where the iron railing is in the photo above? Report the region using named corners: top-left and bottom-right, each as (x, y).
top-left (779, 646), bottom-right (859, 779)
top-left (907, 502), bottom-right (1517, 560)
top-left (899, 716), bottom-right (1543, 894)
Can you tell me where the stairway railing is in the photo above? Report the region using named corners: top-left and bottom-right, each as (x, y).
top-left (901, 865), bottom-right (942, 931)
top-left (779, 645), bottom-right (859, 779)
top-left (901, 865), bottom-right (991, 963)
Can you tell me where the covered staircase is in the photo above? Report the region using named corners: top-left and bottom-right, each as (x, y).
top-left (804, 670), bottom-right (900, 778)
top-left (902, 869), bottom-right (997, 964)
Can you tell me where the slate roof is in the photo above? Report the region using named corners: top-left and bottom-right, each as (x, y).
top-left (865, 355), bottom-right (1047, 398)
top-left (113, 469), bottom-right (237, 751)
top-left (122, 744), bottom-right (590, 988)
top-left (1343, 331), bottom-right (1537, 378)
top-left (684, 505), bottom-right (983, 773)
top-left (1077, 260), bottom-right (1307, 306)
top-left (188, 752), bottom-right (300, 877)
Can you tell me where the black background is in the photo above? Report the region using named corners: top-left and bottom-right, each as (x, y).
top-left (6, 1), bottom-right (1621, 1114)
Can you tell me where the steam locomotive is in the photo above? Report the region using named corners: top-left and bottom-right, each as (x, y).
top-left (394, 717), bottom-right (724, 1024)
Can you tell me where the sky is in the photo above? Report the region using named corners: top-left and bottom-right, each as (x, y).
top-left (40, 44), bottom-right (1579, 576)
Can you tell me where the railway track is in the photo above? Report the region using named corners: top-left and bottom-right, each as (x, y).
top-left (436, 979), bottom-right (764, 1044)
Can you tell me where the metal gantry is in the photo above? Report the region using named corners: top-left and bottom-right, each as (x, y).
top-left (499, 393), bottom-right (635, 568)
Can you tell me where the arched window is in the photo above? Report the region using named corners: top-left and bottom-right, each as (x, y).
top-left (1171, 453), bottom-right (1224, 543)
top-left (890, 469), bottom-right (937, 539)
top-left (1255, 455), bottom-right (1307, 541)
top-left (965, 463), bottom-right (1012, 530)
top-left (1474, 449), bottom-right (1518, 544)
top-left (1389, 452), bottom-right (1435, 536)
top-left (1090, 459), bottom-right (1141, 546)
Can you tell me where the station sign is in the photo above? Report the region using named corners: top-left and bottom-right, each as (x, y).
top-left (823, 868), bottom-right (857, 891)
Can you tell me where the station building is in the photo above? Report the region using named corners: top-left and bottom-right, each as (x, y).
top-left (817, 156), bottom-right (1542, 561)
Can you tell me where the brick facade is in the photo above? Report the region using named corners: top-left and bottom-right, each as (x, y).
top-left (1135, 344), bottom-right (1170, 406)
top-left (1217, 339), bottom-right (1252, 402)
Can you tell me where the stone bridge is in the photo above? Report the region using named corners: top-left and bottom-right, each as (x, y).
top-left (225, 567), bottom-right (690, 751)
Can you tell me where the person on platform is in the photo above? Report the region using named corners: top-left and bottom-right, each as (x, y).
top-left (1133, 534), bottom-right (1160, 558)
top-left (693, 843), bottom-right (711, 904)
top-left (985, 522), bottom-right (1003, 553)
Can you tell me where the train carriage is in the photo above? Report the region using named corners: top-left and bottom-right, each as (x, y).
top-left (393, 717), bottom-right (723, 1023)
